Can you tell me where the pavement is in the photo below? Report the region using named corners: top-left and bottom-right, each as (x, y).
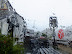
top-left (25, 46), bottom-right (62, 54)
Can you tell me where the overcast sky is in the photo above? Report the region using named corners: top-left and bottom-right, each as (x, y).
top-left (9, 0), bottom-right (72, 31)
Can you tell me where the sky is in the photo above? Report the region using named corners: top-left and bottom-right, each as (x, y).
top-left (9, 0), bottom-right (72, 31)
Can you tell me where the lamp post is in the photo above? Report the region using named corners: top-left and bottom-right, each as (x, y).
top-left (49, 15), bottom-right (58, 48)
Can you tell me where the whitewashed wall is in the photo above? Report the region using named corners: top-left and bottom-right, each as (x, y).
top-left (1, 18), bottom-right (8, 35)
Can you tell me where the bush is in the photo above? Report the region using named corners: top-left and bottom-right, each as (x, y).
top-left (0, 33), bottom-right (24, 54)
top-left (13, 44), bottom-right (24, 54)
top-left (0, 33), bottom-right (13, 54)
top-left (42, 33), bottom-right (47, 37)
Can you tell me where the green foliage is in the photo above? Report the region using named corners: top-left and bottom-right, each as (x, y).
top-left (0, 33), bottom-right (24, 54)
top-left (42, 33), bottom-right (47, 37)
top-left (0, 34), bottom-right (13, 54)
top-left (13, 44), bottom-right (24, 54)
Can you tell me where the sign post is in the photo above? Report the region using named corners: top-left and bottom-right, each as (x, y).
top-left (49, 14), bottom-right (58, 48)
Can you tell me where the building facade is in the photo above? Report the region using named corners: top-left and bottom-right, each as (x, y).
top-left (0, 0), bottom-right (27, 45)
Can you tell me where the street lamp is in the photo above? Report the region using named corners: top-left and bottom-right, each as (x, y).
top-left (49, 15), bottom-right (58, 48)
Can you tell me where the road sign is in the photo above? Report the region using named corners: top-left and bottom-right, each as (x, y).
top-left (58, 29), bottom-right (64, 39)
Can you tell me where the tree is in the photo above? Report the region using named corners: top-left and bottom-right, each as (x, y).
top-left (42, 33), bottom-right (47, 37)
